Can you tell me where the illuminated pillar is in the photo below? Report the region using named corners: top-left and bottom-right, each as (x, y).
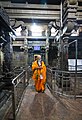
top-left (24, 38), bottom-right (28, 66)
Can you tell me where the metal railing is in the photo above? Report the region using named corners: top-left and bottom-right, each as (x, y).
top-left (68, 65), bottom-right (82, 71)
top-left (47, 67), bottom-right (82, 99)
top-left (12, 69), bottom-right (29, 120)
top-left (0, 66), bottom-right (31, 120)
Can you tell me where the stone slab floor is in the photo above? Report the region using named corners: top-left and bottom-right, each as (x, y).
top-left (16, 80), bottom-right (82, 120)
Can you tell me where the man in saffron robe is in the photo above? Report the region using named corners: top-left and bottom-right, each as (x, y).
top-left (32, 55), bottom-right (46, 92)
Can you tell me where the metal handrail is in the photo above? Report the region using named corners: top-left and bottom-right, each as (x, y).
top-left (47, 67), bottom-right (82, 99)
top-left (12, 70), bottom-right (25, 85)
top-left (11, 69), bottom-right (28, 120)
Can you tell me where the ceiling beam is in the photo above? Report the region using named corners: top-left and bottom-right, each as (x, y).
top-left (0, 1), bottom-right (60, 20)
top-left (6, 9), bottom-right (60, 19)
top-left (15, 36), bottom-right (54, 39)
top-left (9, 15), bottom-right (59, 20)
top-left (6, 9), bottom-right (59, 15)
top-left (0, 1), bottom-right (60, 10)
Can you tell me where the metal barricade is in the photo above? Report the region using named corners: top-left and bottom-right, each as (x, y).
top-left (47, 67), bottom-right (82, 99)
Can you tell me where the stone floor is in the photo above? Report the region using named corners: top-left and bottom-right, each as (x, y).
top-left (16, 80), bottom-right (82, 120)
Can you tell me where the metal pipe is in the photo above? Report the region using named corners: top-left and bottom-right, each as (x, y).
top-left (12, 86), bottom-right (16, 120)
top-left (68, 40), bottom-right (77, 99)
top-left (68, 40), bottom-right (77, 45)
top-left (74, 39), bottom-right (77, 99)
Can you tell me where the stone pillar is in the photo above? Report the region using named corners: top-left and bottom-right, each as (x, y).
top-left (24, 38), bottom-right (28, 66)
top-left (3, 32), bottom-right (13, 72)
top-left (0, 46), bottom-right (4, 74)
top-left (45, 32), bottom-right (49, 66)
top-left (63, 38), bottom-right (69, 71)
top-left (45, 48), bottom-right (48, 66)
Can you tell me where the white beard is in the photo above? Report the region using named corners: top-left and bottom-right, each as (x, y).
top-left (38, 60), bottom-right (41, 66)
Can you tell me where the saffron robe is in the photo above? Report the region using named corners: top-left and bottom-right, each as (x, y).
top-left (32, 60), bottom-right (46, 92)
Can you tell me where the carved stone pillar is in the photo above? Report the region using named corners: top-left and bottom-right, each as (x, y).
top-left (45, 32), bottom-right (49, 66)
top-left (3, 32), bottom-right (13, 72)
top-left (24, 38), bottom-right (28, 66)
